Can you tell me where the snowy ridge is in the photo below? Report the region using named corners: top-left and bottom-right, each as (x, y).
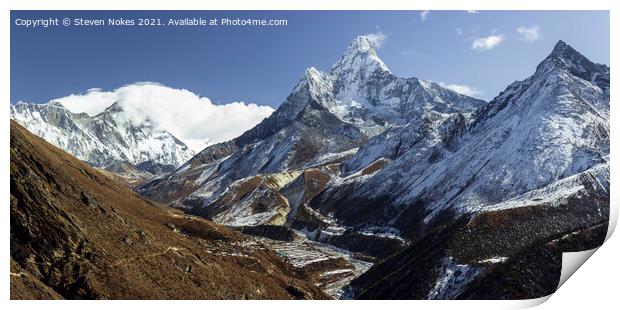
top-left (309, 35), bottom-right (486, 136)
top-left (139, 35), bottom-right (485, 223)
top-left (10, 101), bottom-right (194, 170)
top-left (484, 161), bottom-right (609, 212)
top-left (310, 40), bottom-right (609, 234)
top-left (138, 40), bottom-right (608, 302)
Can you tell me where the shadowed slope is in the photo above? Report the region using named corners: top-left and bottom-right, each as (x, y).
top-left (10, 120), bottom-right (328, 300)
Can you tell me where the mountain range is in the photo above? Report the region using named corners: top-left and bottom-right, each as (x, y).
top-left (11, 100), bottom-right (195, 181)
top-left (10, 36), bottom-right (610, 299)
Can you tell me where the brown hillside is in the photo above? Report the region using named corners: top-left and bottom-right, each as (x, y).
top-left (9, 120), bottom-right (328, 300)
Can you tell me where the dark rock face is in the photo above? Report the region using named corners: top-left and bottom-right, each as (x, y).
top-left (317, 230), bottom-right (407, 259)
top-left (10, 121), bottom-right (329, 300)
top-left (349, 192), bottom-right (608, 299)
top-left (134, 161), bottom-right (176, 175)
top-left (232, 225), bottom-right (299, 242)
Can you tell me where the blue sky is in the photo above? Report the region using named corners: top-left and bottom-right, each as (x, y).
top-left (11, 10), bottom-right (610, 106)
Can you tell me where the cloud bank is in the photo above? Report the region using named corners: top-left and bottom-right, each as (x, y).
top-left (59, 89), bottom-right (119, 116)
top-left (54, 83), bottom-right (275, 152)
top-left (471, 34), bottom-right (504, 50)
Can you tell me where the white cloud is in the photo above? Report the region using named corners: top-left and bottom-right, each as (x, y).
top-left (54, 83), bottom-right (274, 152)
top-left (420, 10), bottom-right (430, 21)
top-left (365, 31), bottom-right (387, 48)
top-left (466, 10), bottom-right (479, 14)
top-left (516, 26), bottom-right (540, 42)
top-left (455, 27), bottom-right (463, 36)
top-left (439, 82), bottom-right (484, 98)
top-left (471, 34), bottom-right (505, 51)
top-left (58, 89), bottom-right (119, 115)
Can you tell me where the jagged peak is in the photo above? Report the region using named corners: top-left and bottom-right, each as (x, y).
top-left (346, 35), bottom-right (381, 55)
top-left (304, 67), bottom-right (324, 81)
top-left (103, 101), bottom-right (124, 113)
top-left (45, 101), bottom-right (65, 108)
top-left (298, 67), bottom-right (333, 97)
top-left (13, 100), bottom-right (31, 106)
top-left (331, 35), bottom-right (390, 76)
top-left (548, 40), bottom-right (583, 61)
top-left (536, 40), bottom-right (607, 81)
top-left (289, 67), bottom-right (323, 95)
top-left (551, 40), bottom-right (569, 54)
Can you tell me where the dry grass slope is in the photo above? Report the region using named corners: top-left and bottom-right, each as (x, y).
top-left (10, 120), bottom-right (328, 300)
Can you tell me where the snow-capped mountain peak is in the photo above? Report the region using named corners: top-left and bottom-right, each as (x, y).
top-left (247, 35), bottom-right (485, 141)
top-left (550, 40), bottom-right (571, 55)
top-left (314, 35), bottom-right (484, 136)
top-left (331, 35), bottom-right (390, 77)
top-left (536, 40), bottom-right (609, 88)
top-left (100, 101), bottom-right (125, 114)
top-left (139, 35), bottom-right (487, 226)
top-left (10, 101), bottom-right (195, 173)
top-left (309, 39), bottom-right (609, 236)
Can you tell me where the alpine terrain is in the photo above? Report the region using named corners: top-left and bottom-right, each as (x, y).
top-left (10, 120), bottom-right (329, 299)
top-left (10, 35), bottom-right (610, 300)
top-left (345, 40), bottom-right (609, 299)
top-left (138, 35), bottom-right (485, 232)
top-left (11, 101), bottom-right (195, 182)
top-left (138, 38), bottom-right (609, 299)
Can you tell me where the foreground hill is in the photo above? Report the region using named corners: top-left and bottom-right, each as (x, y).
top-left (10, 120), bottom-right (328, 299)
